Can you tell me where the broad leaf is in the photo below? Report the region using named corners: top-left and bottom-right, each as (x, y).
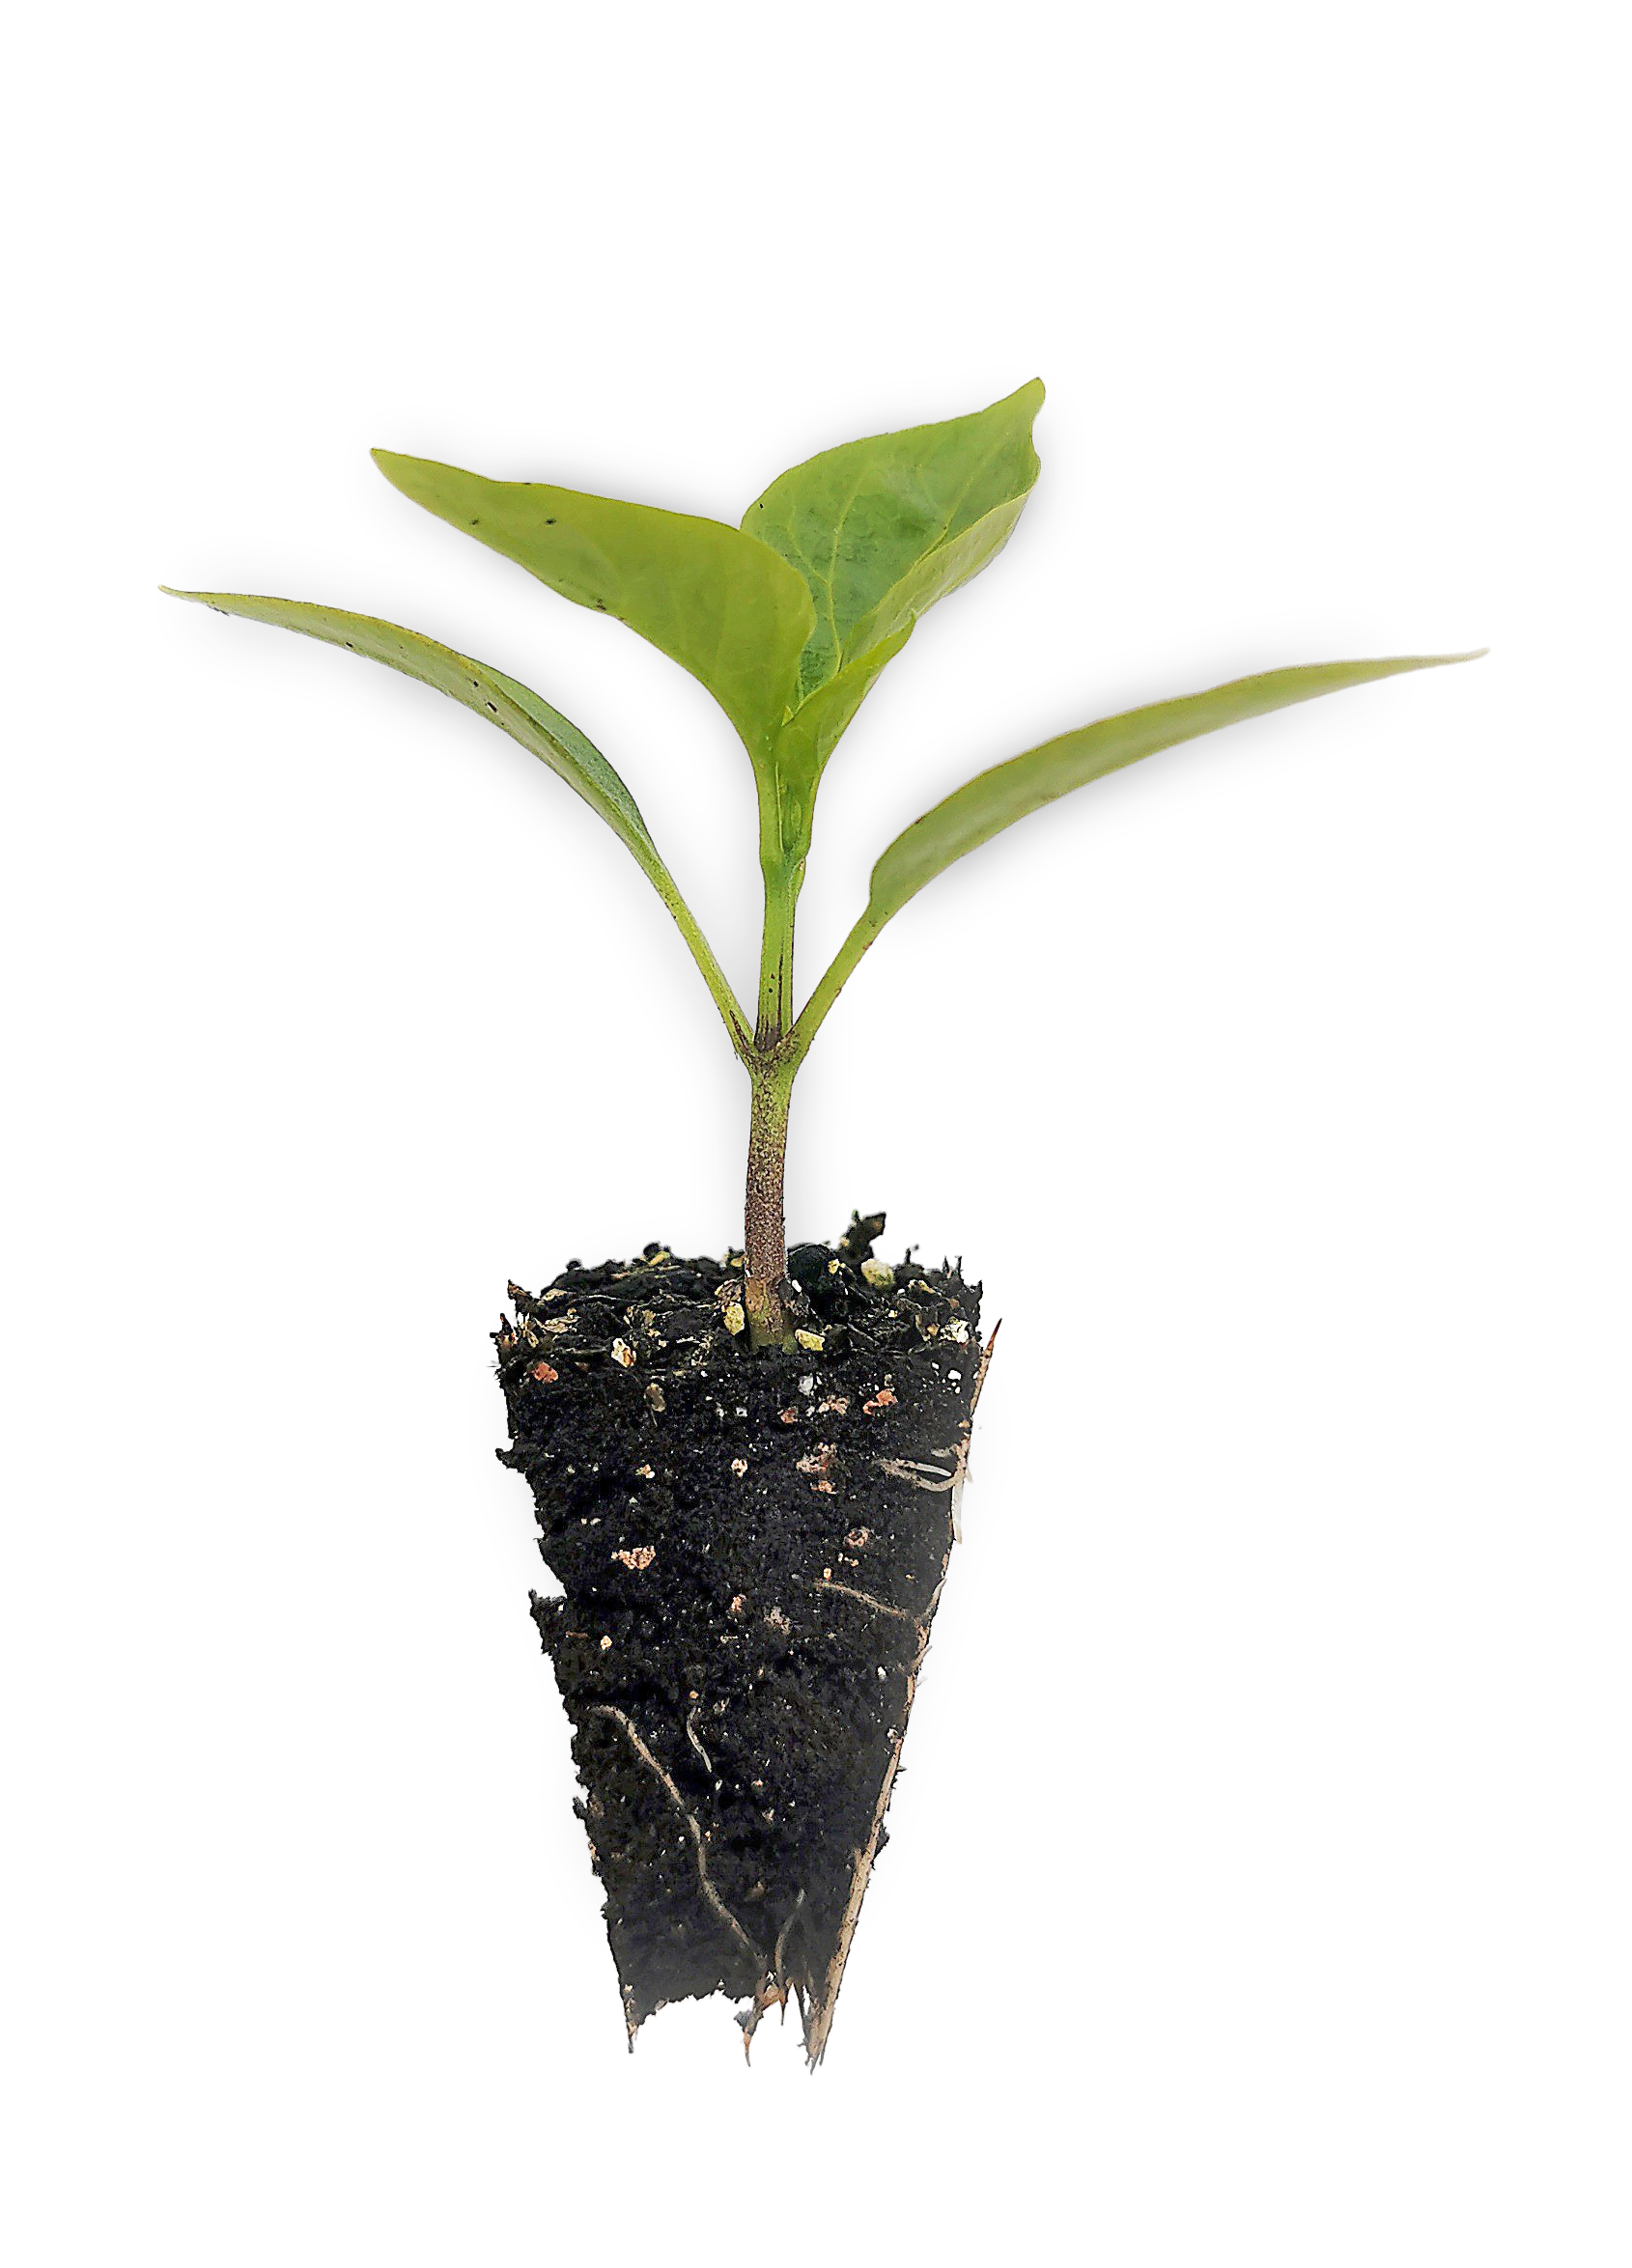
top-left (371, 451), bottom-right (814, 764)
top-left (162, 589), bottom-right (751, 1044)
top-left (742, 379), bottom-right (1044, 703)
top-left (795, 651), bottom-right (1484, 1045)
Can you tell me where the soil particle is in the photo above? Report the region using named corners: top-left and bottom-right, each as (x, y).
top-left (496, 1212), bottom-right (985, 2060)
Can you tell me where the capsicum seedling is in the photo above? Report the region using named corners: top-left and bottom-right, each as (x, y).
top-left (167, 380), bottom-right (1477, 1346)
top-left (167, 385), bottom-right (1479, 2058)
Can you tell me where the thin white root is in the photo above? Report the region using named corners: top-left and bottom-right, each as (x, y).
top-left (805, 1575), bottom-right (925, 1630)
top-left (774, 1890), bottom-right (805, 1990)
top-left (587, 1704), bottom-right (762, 1970)
top-left (802, 1463), bottom-right (971, 2062)
top-left (739, 1891), bottom-right (806, 2063)
top-left (802, 1600), bottom-right (940, 2070)
top-left (969, 1316), bottom-right (1001, 1417)
top-left (598, 1324), bottom-right (1005, 2065)
top-left (739, 1971), bottom-right (785, 2061)
top-left (684, 1700), bottom-right (714, 1778)
top-left (875, 1456), bottom-right (958, 1492)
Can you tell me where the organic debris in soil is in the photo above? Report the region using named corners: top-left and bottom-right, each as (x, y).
top-left (495, 1213), bottom-right (988, 2061)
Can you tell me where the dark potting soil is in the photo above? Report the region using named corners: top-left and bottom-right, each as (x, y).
top-left (495, 1213), bottom-right (988, 2062)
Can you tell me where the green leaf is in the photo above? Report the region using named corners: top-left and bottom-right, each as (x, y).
top-left (760, 625), bottom-right (913, 867)
top-left (794, 651), bottom-right (1485, 1050)
top-left (742, 378), bottom-right (1044, 703)
top-left (370, 451), bottom-right (814, 763)
top-left (868, 652), bottom-right (1484, 922)
top-left (161, 588), bottom-right (751, 1046)
top-left (164, 587), bottom-right (657, 851)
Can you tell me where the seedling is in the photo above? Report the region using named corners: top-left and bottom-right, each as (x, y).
top-left (168, 383), bottom-right (1478, 2058)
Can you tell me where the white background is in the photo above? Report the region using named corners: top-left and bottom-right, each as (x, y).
top-left (5, 4), bottom-right (1627, 2261)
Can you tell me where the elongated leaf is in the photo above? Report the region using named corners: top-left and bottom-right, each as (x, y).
top-left (163, 587), bottom-right (660, 855)
top-left (795, 651), bottom-right (1484, 1046)
top-left (743, 379), bottom-right (1044, 702)
top-left (868, 652), bottom-right (1482, 922)
top-left (371, 451), bottom-right (814, 763)
top-left (162, 588), bottom-right (752, 1044)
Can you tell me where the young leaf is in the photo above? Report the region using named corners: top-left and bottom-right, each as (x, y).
top-left (759, 625), bottom-right (914, 869)
top-left (742, 379), bottom-right (1045, 704)
top-left (370, 452), bottom-right (814, 764)
top-left (794, 651), bottom-right (1485, 1049)
top-left (161, 588), bottom-right (750, 1047)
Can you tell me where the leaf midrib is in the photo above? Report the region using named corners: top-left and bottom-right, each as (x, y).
top-left (793, 424), bottom-right (1018, 690)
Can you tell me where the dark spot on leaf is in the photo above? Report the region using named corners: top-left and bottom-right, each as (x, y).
top-left (469, 517), bottom-right (480, 525)
top-left (486, 701), bottom-right (498, 713)
top-left (545, 518), bottom-right (557, 526)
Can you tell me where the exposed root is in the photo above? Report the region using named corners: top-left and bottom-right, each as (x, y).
top-left (805, 1575), bottom-right (924, 1630)
top-left (795, 1323), bottom-right (1002, 2059)
top-left (802, 1562), bottom-right (951, 2069)
top-left (968, 1316), bottom-right (1002, 1416)
top-left (737, 1971), bottom-right (786, 2061)
top-left (774, 1890), bottom-right (804, 1990)
top-left (875, 1456), bottom-right (958, 1492)
top-left (587, 1704), bottom-right (763, 1972)
top-left (739, 1889), bottom-right (809, 2060)
top-left (684, 1699), bottom-right (715, 1778)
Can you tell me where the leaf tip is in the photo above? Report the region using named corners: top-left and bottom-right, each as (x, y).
top-left (1000, 376), bottom-right (1046, 421)
top-left (371, 446), bottom-right (417, 491)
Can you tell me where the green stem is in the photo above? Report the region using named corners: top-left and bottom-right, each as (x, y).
top-left (637, 849), bottom-right (754, 1057)
top-left (675, 920), bottom-right (750, 1053)
top-left (787, 903), bottom-right (878, 1058)
top-left (755, 857), bottom-right (801, 1049)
